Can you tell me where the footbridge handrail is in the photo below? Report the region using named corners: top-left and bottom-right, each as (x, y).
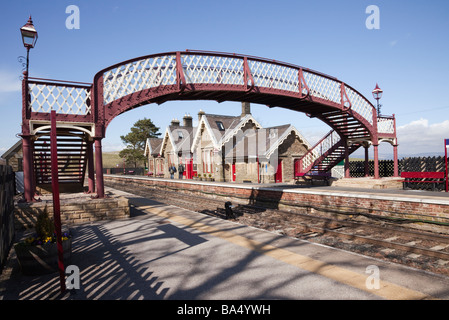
top-left (26, 77), bottom-right (92, 116)
top-left (298, 129), bottom-right (341, 173)
top-left (97, 50), bottom-right (376, 127)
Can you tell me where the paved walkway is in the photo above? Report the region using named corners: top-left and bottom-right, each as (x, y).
top-left (1, 186), bottom-right (449, 300)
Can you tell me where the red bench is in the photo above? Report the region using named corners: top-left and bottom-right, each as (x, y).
top-left (400, 172), bottom-right (445, 191)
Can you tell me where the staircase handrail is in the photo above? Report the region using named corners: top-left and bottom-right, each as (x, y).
top-left (299, 129), bottom-right (341, 173)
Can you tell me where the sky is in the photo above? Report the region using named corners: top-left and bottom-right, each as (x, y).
top-left (1, 0), bottom-right (449, 159)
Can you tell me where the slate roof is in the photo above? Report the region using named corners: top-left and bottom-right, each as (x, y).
top-left (144, 138), bottom-right (163, 157)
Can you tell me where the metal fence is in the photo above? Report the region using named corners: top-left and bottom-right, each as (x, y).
top-left (0, 165), bottom-right (15, 274)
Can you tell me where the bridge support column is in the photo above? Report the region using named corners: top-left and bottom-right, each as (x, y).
top-left (373, 144), bottom-right (379, 179)
top-left (344, 143), bottom-right (350, 178)
top-left (364, 146), bottom-right (369, 177)
top-left (393, 144), bottom-right (399, 177)
top-left (87, 140), bottom-right (95, 193)
top-left (30, 138), bottom-right (37, 197)
top-left (22, 136), bottom-right (34, 202)
top-left (94, 138), bottom-right (105, 198)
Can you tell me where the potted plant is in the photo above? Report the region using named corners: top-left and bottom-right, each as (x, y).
top-left (14, 207), bottom-right (72, 275)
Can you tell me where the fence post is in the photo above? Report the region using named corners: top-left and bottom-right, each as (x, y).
top-left (393, 145), bottom-right (399, 177)
top-left (373, 145), bottom-right (379, 179)
top-left (50, 110), bottom-right (66, 293)
top-left (445, 139), bottom-right (448, 192)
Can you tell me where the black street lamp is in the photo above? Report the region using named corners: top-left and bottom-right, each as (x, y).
top-left (372, 83), bottom-right (383, 116)
top-left (20, 16), bottom-right (38, 75)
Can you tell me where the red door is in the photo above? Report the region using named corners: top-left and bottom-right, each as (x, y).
top-left (294, 158), bottom-right (301, 178)
top-left (186, 158), bottom-right (193, 179)
top-left (275, 159), bottom-right (282, 183)
top-left (232, 163), bottom-right (236, 182)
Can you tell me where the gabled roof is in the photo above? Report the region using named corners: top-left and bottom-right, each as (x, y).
top-left (223, 123), bottom-right (312, 159)
top-left (264, 124), bottom-right (312, 158)
top-left (144, 138), bottom-right (163, 157)
top-left (1, 140), bottom-right (22, 160)
top-left (191, 113), bottom-right (262, 152)
top-left (160, 125), bottom-right (196, 155)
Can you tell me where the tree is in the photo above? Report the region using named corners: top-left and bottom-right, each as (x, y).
top-left (119, 118), bottom-right (161, 168)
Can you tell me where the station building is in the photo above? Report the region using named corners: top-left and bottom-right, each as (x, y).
top-left (145, 103), bottom-right (312, 183)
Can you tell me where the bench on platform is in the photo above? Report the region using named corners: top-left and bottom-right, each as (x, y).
top-left (400, 171), bottom-right (445, 191)
top-left (295, 172), bottom-right (331, 185)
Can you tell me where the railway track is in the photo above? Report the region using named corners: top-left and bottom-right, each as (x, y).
top-left (108, 183), bottom-right (449, 276)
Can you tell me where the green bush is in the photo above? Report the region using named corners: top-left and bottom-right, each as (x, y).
top-left (35, 207), bottom-right (54, 239)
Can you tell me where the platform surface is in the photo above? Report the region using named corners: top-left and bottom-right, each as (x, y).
top-left (1, 186), bottom-right (449, 301)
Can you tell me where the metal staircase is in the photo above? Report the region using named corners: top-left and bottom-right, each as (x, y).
top-left (296, 110), bottom-right (371, 177)
top-left (33, 129), bottom-right (87, 191)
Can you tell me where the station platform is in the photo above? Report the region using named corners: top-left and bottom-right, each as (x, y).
top-left (106, 174), bottom-right (449, 202)
top-left (1, 186), bottom-right (449, 301)
top-left (104, 175), bottom-right (449, 234)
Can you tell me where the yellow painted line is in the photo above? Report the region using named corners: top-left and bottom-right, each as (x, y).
top-left (136, 203), bottom-right (435, 300)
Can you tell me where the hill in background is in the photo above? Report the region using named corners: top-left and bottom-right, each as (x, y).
top-left (101, 151), bottom-right (146, 168)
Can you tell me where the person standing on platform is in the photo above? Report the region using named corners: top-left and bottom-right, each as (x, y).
top-left (178, 163), bottom-right (184, 179)
top-left (169, 165), bottom-right (176, 179)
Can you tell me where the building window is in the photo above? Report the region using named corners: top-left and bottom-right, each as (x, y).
top-left (18, 158), bottom-right (23, 172)
top-left (168, 153), bottom-right (175, 167)
top-left (269, 129), bottom-right (278, 139)
top-left (202, 149), bottom-right (213, 173)
top-left (216, 121), bottom-right (225, 131)
top-left (178, 131), bottom-right (184, 140)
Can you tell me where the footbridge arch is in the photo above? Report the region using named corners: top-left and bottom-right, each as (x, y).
top-left (21, 50), bottom-right (398, 201)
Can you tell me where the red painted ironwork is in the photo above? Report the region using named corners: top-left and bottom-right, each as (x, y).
top-left (86, 140), bottom-right (95, 193)
top-left (50, 110), bottom-right (66, 293)
top-left (94, 139), bottom-right (105, 198)
top-left (401, 172), bottom-right (445, 179)
top-left (444, 139), bottom-right (449, 192)
top-left (21, 50), bottom-right (399, 200)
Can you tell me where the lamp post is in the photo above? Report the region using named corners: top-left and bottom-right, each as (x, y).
top-left (20, 16), bottom-right (38, 75)
top-left (372, 83), bottom-right (383, 116)
top-left (19, 16), bottom-right (38, 203)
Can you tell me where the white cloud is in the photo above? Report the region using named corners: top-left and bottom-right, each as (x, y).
top-left (0, 70), bottom-right (21, 93)
top-left (396, 118), bottom-right (449, 155)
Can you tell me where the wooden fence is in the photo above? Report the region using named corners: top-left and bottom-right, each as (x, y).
top-left (349, 160), bottom-right (396, 178)
top-left (0, 165), bottom-right (15, 274)
top-left (401, 156), bottom-right (447, 191)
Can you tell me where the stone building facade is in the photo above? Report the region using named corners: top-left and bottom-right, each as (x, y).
top-left (144, 137), bottom-right (164, 177)
top-left (147, 102), bottom-right (312, 183)
top-left (1, 140), bottom-right (23, 172)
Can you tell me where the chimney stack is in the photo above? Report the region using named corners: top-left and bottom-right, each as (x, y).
top-left (198, 109), bottom-right (205, 121)
top-left (241, 102), bottom-right (251, 118)
top-left (171, 118), bottom-right (180, 127)
top-left (183, 113), bottom-right (193, 127)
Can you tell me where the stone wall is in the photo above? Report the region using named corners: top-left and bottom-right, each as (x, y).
top-left (14, 195), bottom-right (130, 231)
top-left (104, 175), bottom-right (449, 233)
top-left (278, 132), bottom-right (309, 183)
